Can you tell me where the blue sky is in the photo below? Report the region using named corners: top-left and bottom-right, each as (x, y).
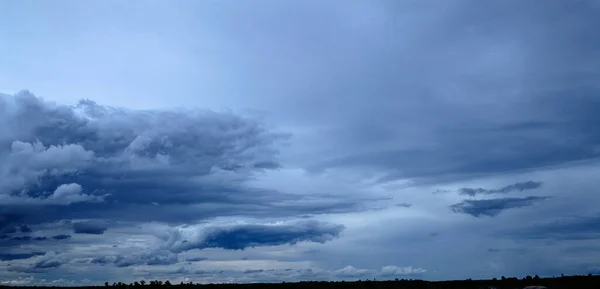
top-left (1, 0), bottom-right (600, 285)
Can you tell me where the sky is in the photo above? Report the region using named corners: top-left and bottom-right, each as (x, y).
top-left (1, 0), bottom-right (600, 286)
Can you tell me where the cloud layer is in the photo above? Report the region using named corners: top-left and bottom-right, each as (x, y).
top-left (2, 0), bottom-right (600, 285)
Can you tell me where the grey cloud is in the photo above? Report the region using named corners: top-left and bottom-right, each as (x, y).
top-left (0, 226), bottom-right (17, 234)
top-left (298, 0), bottom-right (600, 184)
top-left (0, 234), bottom-right (71, 243)
top-left (34, 258), bottom-right (63, 269)
top-left (51, 234), bottom-right (71, 240)
top-left (0, 252), bottom-right (45, 261)
top-left (1, 0), bottom-right (599, 283)
top-left (508, 214), bottom-right (600, 240)
top-left (450, 196), bottom-right (550, 217)
top-left (333, 265), bottom-right (426, 279)
top-left (0, 180), bottom-right (103, 206)
top-left (161, 265), bottom-right (425, 283)
top-left (73, 221), bottom-right (107, 235)
top-left (90, 256), bottom-right (113, 265)
top-left (20, 225), bottom-right (32, 233)
top-left (166, 220), bottom-right (344, 252)
top-left (7, 252), bottom-right (67, 273)
top-left (0, 92), bottom-right (360, 230)
top-left (184, 256), bottom-right (207, 262)
top-left (86, 251), bottom-right (179, 267)
top-left (10, 236), bottom-right (31, 241)
top-left (114, 251), bottom-right (178, 267)
top-left (459, 181), bottom-right (543, 196)
top-left (394, 203), bottom-right (412, 208)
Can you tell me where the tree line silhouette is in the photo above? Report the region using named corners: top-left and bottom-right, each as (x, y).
top-left (2, 274), bottom-right (600, 289)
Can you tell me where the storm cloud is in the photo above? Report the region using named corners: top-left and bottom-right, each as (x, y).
top-left (1, 0), bottom-right (600, 284)
top-left (0, 92), bottom-right (365, 230)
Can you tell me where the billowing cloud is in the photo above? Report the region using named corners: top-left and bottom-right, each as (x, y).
top-left (450, 196), bottom-right (550, 217)
top-left (0, 91), bottom-right (291, 227)
top-left (164, 220), bottom-right (344, 252)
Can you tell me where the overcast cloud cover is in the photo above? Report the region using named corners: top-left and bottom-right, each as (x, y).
top-left (1, 0), bottom-right (600, 285)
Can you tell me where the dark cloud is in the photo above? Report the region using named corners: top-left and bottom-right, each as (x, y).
top-left (450, 196), bottom-right (550, 217)
top-left (20, 225), bottom-right (32, 233)
top-left (7, 252), bottom-right (67, 273)
top-left (0, 91), bottom-right (285, 223)
top-left (458, 181), bottom-right (543, 196)
top-left (394, 203), bottom-right (412, 208)
top-left (10, 236), bottom-right (32, 241)
top-left (51, 234), bottom-right (71, 240)
top-left (509, 214), bottom-right (600, 240)
top-left (0, 92), bottom-right (361, 231)
top-left (73, 221), bottom-right (107, 235)
top-left (87, 251), bottom-right (179, 267)
top-left (0, 252), bottom-right (45, 261)
top-left (33, 258), bottom-right (64, 269)
top-left (0, 234), bottom-right (72, 243)
top-left (90, 256), bottom-right (113, 265)
top-left (166, 220), bottom-right (344, 252)
top-left (300, 0), bottom-right (600, 183)
top-left (0, 225), bottom-right (17, 234)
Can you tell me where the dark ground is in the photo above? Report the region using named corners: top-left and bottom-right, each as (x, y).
top-left (2, 275), bottom-right (600, 289)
